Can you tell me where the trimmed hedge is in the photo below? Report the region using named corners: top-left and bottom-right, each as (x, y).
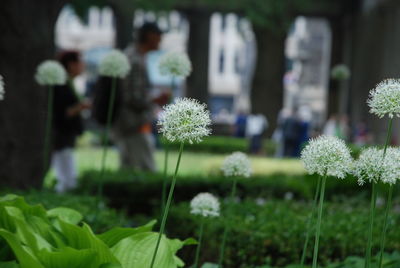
top-left (160, 136), bottom-right (277, 155)
top-left (77, 169), bottom-right (397, 216)
top-left (137, 200), bottom-right (400, 267)
top-left (159, 135), bottom-right (363, 158)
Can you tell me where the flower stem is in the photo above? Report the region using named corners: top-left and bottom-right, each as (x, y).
top-left (218, 177), bottom-right (238, 268)
top-left (365, 183), bottom-right (378, 268)
top-left (378, 118), bottom-right (394, 267)
top-left (97, 77), bottom-right (117, 203)
top-left (43, 86), bottom-right (54, 177)
top-left (194, 217), bottom-right (205, 268)
top-left (378, 185), bottom-right (393, 268)
top-left (364, 117), bottom-right (393, 268)
top-left (300, 176), bottom-right (321, 266)
top-left (382, 118), bottom-right (393, 157)
top-left (161, 143), bottom-right (169, 217)
top-left (311, 175), bottom-right (327, 268)
top-left (150, 142), bottom-right (184, 268)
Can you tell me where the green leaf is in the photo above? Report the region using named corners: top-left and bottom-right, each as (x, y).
top-left (36, 247), bottom-right (98, 268)
top-left (200, 263), bottom-right (219, 268)
top-left (0, 261), bottom-right (20, 268)
top-left (0, 229), bottom-right (44, 268)
top-left (47, 207), bottom-right (83, 225)
top-left (111, 232), bottom-right (187, 268)
top-left (97, 220), bottom-right (156, 247)
top-left (57, 220), bottom-right (119, 266)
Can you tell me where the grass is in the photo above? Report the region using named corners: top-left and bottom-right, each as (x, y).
top-left (44, 143), bottom-right (304, 187)
top-left (75, 147), bottom-right (304, 176)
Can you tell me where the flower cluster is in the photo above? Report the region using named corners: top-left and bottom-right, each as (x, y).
top-left (0, 75), bottom-right (4, 100)
top-left (158, 98), bottom-right (211, 144)
top-left (221, 152), bottom-right (252, 178)
top-left (190, 193), bottom-right (220, 217)
top-left (159, 52), bottom-right (192, 77)
top-left (301, 135), bottom-right (352, 179)
top-left (35, 60), bottom-right (67, 86)
top-left (353, 147), bottom-right (400, 185)
top-left (368, 79), bottom-right (400, 118)
top-left (99, 49), bottom-right (131, 78)
top-left (331, 64), bottom-right (351, 81)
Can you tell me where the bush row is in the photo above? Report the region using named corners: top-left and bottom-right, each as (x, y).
top-left (160, 136), bottom-right (277, 155)
top-left (159, 135), bottom-right (364, 158)
top-left (135, 199), bottom-right (400, 267)
top-left (77, 169), bottom-right (399, 216)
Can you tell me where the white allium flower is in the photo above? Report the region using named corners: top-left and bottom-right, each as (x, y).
top-left (331, 64), bottom-right (351, 81)
top-left (301, 135), bottom-right (352, 179)
top-left (99, 49), bottom-right (131, 78)
top-left (159, 52), bottom-right (192, 77)
top-left (35, 60), bottom-right (67, 86)
top-left (0, 75), bottom-right (4, 100)
top-left (158, 98), bottom-right (211, 144)
top-left (190, 193), bottom-right (220, 218)
top-left (368, 79), bottom-right (400, 118)
top-left (353, 147), bottom-right (400, 185)
top-left (221, 152), bottom-right (252, 178)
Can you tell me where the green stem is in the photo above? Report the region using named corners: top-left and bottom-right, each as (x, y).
top-left (300, 176), bottom-right (322, 266)
top-left (97, 78), bottom-right (117, 203)
top-left (377, 118), bottom-right (394, 267)
top-left (365, 183), bottom-right (378, 268)
top-left (218, 178), bottom-right (238, 268)
top-left (150, 142), bottom-right (184, 268)
top-left (194, 217), bottom-right (205, 268)
top-left (43, 86), bottom-right (54, 177)
top-left (378, 185), bottom-right (393, 268)
top-left (311, 175), bottom-right (327, 268)
top-left (382, 118), bottom-right (393, 157)
top-left (161, 144), bottom-right (169, 216)
top-left (364, 117), bottom-right (393, 268)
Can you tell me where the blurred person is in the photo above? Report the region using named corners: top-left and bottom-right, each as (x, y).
top-left (337, 114), bottom-right (350, 141)
top-left (323, 114), bottom-right (338, 136)
top-left (272, 108), bottom-right (291, 158)
top-left (53, 51), bottom-right (91, 193)
top-left (234, 110), bottom-right (248, 138)
top-left (282, 110), bottom-right (301, 157)
top-left (296, 106), bottom-right (312, 155)
top-left (353, 121), bottom-right (372, 146)
top-left (246, 113), bottom-right (268, 154)
top-left (112, 22), bottom-right (162, 171)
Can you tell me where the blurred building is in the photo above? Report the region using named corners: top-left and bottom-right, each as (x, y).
top-left (55, 6), bottom-right (255, 118)
top-left (285, 17), bottom-right (332, 127)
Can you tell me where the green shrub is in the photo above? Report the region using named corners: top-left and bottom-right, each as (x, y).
top-left (77, 169), bottom-right (395, 216)
top-left (160, 136), bottom-right (277, 155)
top-left (0, 194), bottom-right (194, 268)
top-left (136, 199), bottom-right (400, 267)
top-left (160, 135), bottom-right (363, 158)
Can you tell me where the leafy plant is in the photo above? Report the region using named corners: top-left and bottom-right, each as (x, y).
top-left (0, 194), bottom-right (195, 268)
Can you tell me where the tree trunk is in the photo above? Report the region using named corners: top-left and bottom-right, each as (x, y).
top-left (0, 0), bottom-right (65, 189)
top-left (185, 10), bottom-right (211, 105)
top-left (250, 26), bottom-right (286, 137)
top-left (110, 0), bottom-right (135, 49)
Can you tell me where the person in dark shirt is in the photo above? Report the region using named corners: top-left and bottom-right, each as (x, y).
top-left (52, 51), bottom-right (90, 193)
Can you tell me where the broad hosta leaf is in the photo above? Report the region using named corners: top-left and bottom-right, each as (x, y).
top-left (47, 207), bottom-right (83, 225)
top-left (111, 232), bottom-right (192, 268)
top-left (97, 220), bottom-right (156, 247)
top-left (57, 220), bottom-right (119, 266)
top-left (0, 261), bottom-right (20, 268)
top-left (0, 229), bottom-right (44, 268)
top-left (36, 247), bottom-right (99, 268)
